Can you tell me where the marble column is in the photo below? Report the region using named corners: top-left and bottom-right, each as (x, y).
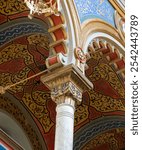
top-left (41, 64), bottom-right (93, 150)
top-left (54, 96), bottom-right (75, 150)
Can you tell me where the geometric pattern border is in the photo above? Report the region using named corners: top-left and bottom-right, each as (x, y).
top-left (74, 116), bottom-right (125, 149)
top-left (0, 23), bottom-right (48, 45)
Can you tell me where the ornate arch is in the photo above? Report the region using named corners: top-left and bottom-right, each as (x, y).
top-left (81, 19), bottom-right (124, 50)
top-left (0, 1), bottom-right (81, 149)
top-left (73, 20), bottom-right (125, 150)
top-left (87, 37), bottom-right (125, 81)
top-left (0, 94), bottom-right (47, 150)
top-left (0, 0), bottom-right (70, 70)
top-left (0, 1), bottom-right (125, 150)
top-left (74, 116), bottom-right (125, 150)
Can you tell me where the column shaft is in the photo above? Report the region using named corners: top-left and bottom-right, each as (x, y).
top-left (55, 101), bottom-right (75, 150)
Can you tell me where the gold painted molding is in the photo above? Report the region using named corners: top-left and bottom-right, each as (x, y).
top-left (114, 11), bottom-right (125, 42)
top-left (81, 19), bottom-right (125, 48)
top-left (109, 0), bottom-right (125, 18)
top-left (48, 24), bottom-right (64, 32)
top-left (65, 0), bottom-right (82, 46)
top-left (49, 39), bottom-right (65, 47)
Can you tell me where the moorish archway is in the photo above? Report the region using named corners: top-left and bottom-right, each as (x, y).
top-left (74, 36), bottom-right (125, 150)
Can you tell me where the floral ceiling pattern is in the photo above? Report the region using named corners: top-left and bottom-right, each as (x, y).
top-left (0, 0), bottom-right (124, 149)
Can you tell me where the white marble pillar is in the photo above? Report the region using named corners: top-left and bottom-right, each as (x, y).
top-left (55, 97), bottom-right (75, 150)
top-left (41, 65), bottom-right (93, 150)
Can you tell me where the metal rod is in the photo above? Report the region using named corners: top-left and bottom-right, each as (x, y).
top-left (0, 69), bottom-right (49, 94)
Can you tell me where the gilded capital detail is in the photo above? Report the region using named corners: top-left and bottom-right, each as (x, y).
top-left (51, 82), bottom-right (82, 102)
top-left (41, 64), bottom-right (93, 104)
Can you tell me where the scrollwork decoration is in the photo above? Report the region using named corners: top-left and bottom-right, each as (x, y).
top-left (0, 0), bottom-right (27, 16)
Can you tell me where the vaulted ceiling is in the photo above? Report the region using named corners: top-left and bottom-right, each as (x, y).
top-left (0, 0), bottom-right (125, 150)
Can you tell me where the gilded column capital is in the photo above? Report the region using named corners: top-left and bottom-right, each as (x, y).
top-left (41, 64), bottom-right (93, 104)
top-left (51, 82), bottom-right (82, 104)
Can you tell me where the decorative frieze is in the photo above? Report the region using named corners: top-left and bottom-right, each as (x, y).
top-left (51, 82), bottom-right (82, 103)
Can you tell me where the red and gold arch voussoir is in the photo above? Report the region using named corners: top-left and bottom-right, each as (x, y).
top-left (45, 13), bottom-right (68, 70)
top-left (88, 38), bottom-right (125, 81)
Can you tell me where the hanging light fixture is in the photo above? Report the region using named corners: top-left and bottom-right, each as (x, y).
top-left (24, 0), bottom-right (60, 19)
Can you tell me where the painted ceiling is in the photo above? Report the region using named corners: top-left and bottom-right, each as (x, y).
top-left (0, 0), bottom-right (125, 150)
top-left (74, 0), bottom-right (115, 26)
